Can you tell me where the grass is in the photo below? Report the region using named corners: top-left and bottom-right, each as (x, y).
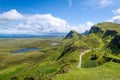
top-left (54, 62), bottom-right (120, 80)
top-left (96, 22), bottom-right (120, 33)
top-left (0, 38), bottom-right (63, 80)
top-left (94, 22), bottom-right (120, 34)
top-left (0, 24), bottom-right (120, 80)
top-left (0, 65), bottom-right (25, 80)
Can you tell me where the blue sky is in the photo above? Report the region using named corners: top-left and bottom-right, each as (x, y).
top-left (0, 0), bottom-right (120, 34)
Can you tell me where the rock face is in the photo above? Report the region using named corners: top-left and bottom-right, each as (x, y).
top-left (64, 30), bottom-right (81, 39)
top-left (111, 35), bottom-right (120, 48)
top-left (102, 30), bottom-right (118, 38)
top-left (89, 26), bottom-right (104, 33)
top-left (89, 25), bottom-right (118, 38)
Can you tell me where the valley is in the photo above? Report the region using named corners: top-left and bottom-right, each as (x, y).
top-left (0, 22), bottom-right (120, 80)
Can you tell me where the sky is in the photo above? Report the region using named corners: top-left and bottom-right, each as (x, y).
top-left (0, 0), bottom-right (120, 34)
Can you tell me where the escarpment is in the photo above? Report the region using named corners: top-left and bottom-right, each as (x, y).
top-left (89, 26), bottom-right (104, 33)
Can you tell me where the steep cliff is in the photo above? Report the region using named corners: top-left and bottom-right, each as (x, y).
top-left (89, 26), bottom-right (104, 33)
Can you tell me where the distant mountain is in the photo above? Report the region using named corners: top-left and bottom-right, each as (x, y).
top-left (0, 33), bottom-right (66, 38)
top-left (64, 30), bottom-right (81, 39)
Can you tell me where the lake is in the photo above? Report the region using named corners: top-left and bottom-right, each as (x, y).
top-left (51, 43), bottom-right (59, 46)
top-left (13, 48), bottom-right (39, 53)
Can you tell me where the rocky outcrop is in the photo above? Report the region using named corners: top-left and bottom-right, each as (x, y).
top-left (110, 35), bottom-right (120, 48)
top-left (102, 30), bottom-right (118, 38)
top-left (104, 56), bottom-right (120, 63)
top-left (89, 26), bottom-right (118, 38)
top-left (64, 30), bottom-right (81, 39)
top-left (89, 26), bottom-right (104, 33)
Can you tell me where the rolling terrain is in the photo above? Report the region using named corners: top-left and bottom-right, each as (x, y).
top-left (0, 22), bottom-right (120, 80)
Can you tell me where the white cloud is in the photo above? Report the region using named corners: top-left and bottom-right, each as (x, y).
top-left (87, 0), bottom-right (113, 8)
top-left (112, 8), bottom-right (120, 14)
top-left (0, 9), bottom-right (23, 23)
top-left (0, 9), bottom-right (94, 34)
top-left (100, 0), bottom-right (113, 8)
top-left (110, 15), bottom-right (120, 24)
top-left (18, 14), bottom-right (72, 33)
top-left (77, 22), bottom-right (94, 33)
top-left (110, 8), bottom-right (120, 23)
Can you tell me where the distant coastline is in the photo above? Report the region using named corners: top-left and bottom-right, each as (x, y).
top-left (0, 33), bottom-right (66, 38)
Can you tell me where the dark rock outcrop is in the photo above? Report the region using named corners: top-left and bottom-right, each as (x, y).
top-left (91, 54), bottom-right (98, 60)
top-left (64, 30), bottom-right (81, 39)
top-left (110, 35), bottom-right (120, 48)
top-left (89, 26), bottom-right (104, 33)
top-left (104, 56), bottom-right (120, 63)
top-left (102, 30), bottom-right (118, 38)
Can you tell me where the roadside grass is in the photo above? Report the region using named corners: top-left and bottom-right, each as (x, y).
top-left (54, 62), bottom-right (120, 80)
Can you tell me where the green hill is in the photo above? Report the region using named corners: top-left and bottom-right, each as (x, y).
top-left (90, 22), bottom-right (120, 32)
top-left (64, 30), bottom-right (81, 39)
top-left (0, 22), bottom-right (120, 80)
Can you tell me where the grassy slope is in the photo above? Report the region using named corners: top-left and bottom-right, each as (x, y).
top-left (55, 22), bottom-right (120, 80)
top-left (96, 22), bottom-right (120, 32)
top-left (54, 62), bottom-right (120, 80)
top-left (0, 38), bottom-right (62, 80)
top-left (0, 22), bottom-right (120, 80)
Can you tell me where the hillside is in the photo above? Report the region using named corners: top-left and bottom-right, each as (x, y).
top-left (93, 22), bottom-right (120, 32)
top-left (55, 22), bottom-right (120, 80)
top-left (64, 30), bottom-right (81, 39)
top-left (54, 62), bottom-right (120, 80)
top-left (0, 22), bottom-right (120, 80)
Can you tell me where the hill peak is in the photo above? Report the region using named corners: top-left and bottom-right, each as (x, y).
top-left (95, 22), bottom-right (120, 32)
top-left (89, 22), bottom-right (120, 34)
top-left (64, 30), bottom-right (81, 39)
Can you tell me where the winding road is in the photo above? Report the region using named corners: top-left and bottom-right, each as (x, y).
top-left (77, 50), bottom-right (91, 68)
top-left (77, 48), bottom-right (99, 68)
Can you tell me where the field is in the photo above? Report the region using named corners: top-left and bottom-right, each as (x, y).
top-left (54, 62), bottom-right (120, 80)
top-left (0, 37), bottom-right (119, 80)
top-left (0, 22), bottom-right (120, 80)
top-left (0, 38), bottom-right (63, 80)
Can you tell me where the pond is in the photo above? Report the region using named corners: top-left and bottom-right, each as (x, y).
top-left (51, 42), bottom-right (59, 46)
top-left (12, 48), bottom-right (39, 53)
